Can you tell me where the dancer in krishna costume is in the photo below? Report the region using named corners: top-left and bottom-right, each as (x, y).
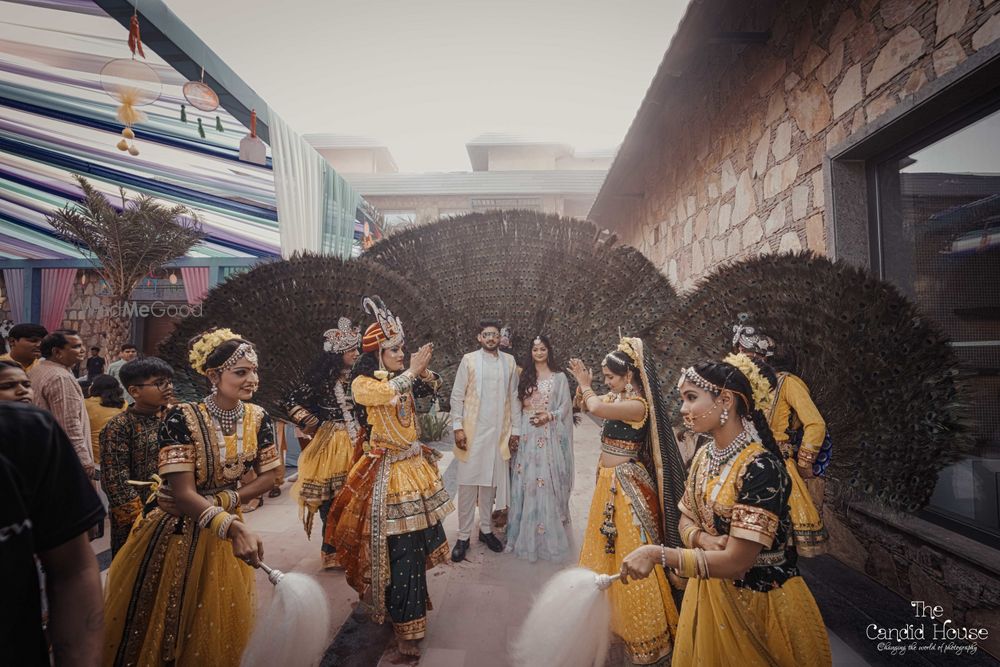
top-left (621, 360), bottom-right (831, 667)
top-left (568, 336), bottom-right (686, 666)
top-left (730, 316), bottom-right (829, 556)
top-left (285, 317), bottom-right (364, 568)
top-left (102, 329), bottom-right (280, 667)
top-left (326, 296), bottom-right (454, 658)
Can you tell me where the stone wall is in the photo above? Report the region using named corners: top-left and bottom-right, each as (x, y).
top-left (827, 507), bottom-right (1000, 656)
top-left (616, 0), bottom-right (1000, 290)
top-left (61, 269), bottom-right (116, 349)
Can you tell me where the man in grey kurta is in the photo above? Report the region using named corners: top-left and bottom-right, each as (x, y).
top-left (449, 320), bottom-right (521, 561)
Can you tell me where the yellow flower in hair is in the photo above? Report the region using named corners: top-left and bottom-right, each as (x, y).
top-left (617, 337), bottom-right (640, 365)
top-left (724, 352), bottom-right (773, 412)
top-left (189, 328), bottom-right (243, 375)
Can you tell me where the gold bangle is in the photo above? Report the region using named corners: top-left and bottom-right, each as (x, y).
top-left (695, 547), bottom-right (709, 579)
top-left (209, 510), bottom-right (232, 537)
top-left (198, 505), bottom-right (223, 528)
top-left (674, 548), bottom-right (697, 578)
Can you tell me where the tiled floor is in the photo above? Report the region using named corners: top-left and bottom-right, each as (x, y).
top-left (94, 419), bottom-right (875, 666)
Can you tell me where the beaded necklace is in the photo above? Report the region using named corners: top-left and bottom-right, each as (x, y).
top-left (706, 429), bottom-right (751, 478)
top-left (205, 393), bottom-right (245, 433)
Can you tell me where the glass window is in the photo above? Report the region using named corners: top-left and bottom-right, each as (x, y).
top-left (383, 211), bottom-right (416, 230)
top-left (875, 106), bottom-right (1000, 542)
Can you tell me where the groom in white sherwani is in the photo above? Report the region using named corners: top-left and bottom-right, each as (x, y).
top-left (450, 319), bottom-right (522, 561)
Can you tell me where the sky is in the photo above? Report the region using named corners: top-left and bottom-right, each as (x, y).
top-left (163, 0), bottom-right (687, 172)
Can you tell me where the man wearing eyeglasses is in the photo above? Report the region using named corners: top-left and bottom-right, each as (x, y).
top-left (98, 357), bottom-right (175, 555)
top-left (449, 319), bottom-right (522, 562)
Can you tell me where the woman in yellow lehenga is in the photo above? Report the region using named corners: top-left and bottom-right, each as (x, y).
top-left (285, 317), bottom-right (364, 568)
top-left (621, 360), bottom-right (831, 667)
top-left (568, 337), bottom-right (686, 666)
top-left (103, 329), bottom-right (281, 667)
top-left (327, 296), bottom-right (453, 659)
top-left (731, 316), bottom-right (828, 556)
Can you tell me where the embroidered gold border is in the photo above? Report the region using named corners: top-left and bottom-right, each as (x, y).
top-left (730, 503), bottom-right (780, 547)
top-left (393, 617), bottom-right (426, 640)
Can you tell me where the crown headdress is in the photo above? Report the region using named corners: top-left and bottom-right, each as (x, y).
top-left (731, 313), bottom-right (775, 358)
top-left (361, 296), bottom-right (405, 352)
top-left (323, 317), bottom-right (362, 354)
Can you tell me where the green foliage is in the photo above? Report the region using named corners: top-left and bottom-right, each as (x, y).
top-left (418, 407), bottom-right (450, 443)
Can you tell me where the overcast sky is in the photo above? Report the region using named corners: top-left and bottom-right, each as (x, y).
top-left (163, 0), bottom-right (686, 172)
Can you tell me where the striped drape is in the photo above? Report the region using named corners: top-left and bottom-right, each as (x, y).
top-left (180, 267), bottom-right (210, 304)
top-left (2, 269), bottom-right (24, 322)
top-left (40, 268), bottom-right (76, 331)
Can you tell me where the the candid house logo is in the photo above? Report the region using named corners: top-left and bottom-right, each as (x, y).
top-left (866, 600), bottom-right (989, 656)
top-left (97, 301), bottom-right (203, 318)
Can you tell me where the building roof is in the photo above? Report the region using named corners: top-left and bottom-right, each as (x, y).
top-left (588, 0), bottom-right (727, 226)
top-left (305, 133), bottom-right (399, 173)
top-left (344, 170), bottom-right (608, 197)
top-left (466, 132), bottom-right (574, 171)
top-left (304, 134), bottom-right (386, 149)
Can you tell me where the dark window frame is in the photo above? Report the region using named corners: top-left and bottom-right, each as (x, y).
top-left (826, 41), bottom-right (1000, 547)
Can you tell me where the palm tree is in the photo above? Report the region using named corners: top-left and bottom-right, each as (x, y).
top-left (47, 175), bottom-right (205, 352)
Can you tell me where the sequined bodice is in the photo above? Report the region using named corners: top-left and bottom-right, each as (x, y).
top-left (524, 377), bottom-right (554, 413)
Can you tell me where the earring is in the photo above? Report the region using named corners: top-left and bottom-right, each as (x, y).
top-left (211, 382), bottom-right (218, 395)
top-left (720, 406), bottom-right (729, 426)
top-left (624, 382), bottom-right (634, 398)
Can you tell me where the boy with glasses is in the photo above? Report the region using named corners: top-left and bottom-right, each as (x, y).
top-left (98, 357), bottom-right (175, 555)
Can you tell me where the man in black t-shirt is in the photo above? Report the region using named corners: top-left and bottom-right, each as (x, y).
top-left (0, 402), bottom-right (106, 665)
top-left (85, 346), bottom-right (105, 380)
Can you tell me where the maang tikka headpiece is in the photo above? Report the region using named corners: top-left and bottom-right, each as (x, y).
top-left (323, 317), bottom-right (362, 354)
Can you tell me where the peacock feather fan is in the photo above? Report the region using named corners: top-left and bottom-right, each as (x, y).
top-left (656, 250), bottom-right (971, 512)
top-left (363, 210), bottom-right (679, 405)
top-left (158, 254), bottom-right (439, 422)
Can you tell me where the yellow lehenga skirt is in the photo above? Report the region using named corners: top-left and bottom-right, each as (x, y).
top-left (782, 457), bottom-right (828, 557)
top-left (672, 576), bottom-right (832, 667)
top-left (291, 422), bottom-right (357, 534)
top-left (579, 465), bottom-right (678, 665)
top-left (102, 507), bottom-right (255, 667)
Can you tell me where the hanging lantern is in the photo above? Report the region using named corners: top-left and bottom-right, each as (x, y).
top-left (183, 67), bottom-right (220, 112)
top-left (100, 9), bottom-right (161, 157)
top-left (239, 109), bottom-right (267, 165)
top-left (168, 271), bottom-right (178, 285)
top-left (80, 272), bottom-right (88, 285)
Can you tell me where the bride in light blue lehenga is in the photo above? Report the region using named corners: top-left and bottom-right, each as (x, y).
top-left (506, 335), bottom-right (575, 562)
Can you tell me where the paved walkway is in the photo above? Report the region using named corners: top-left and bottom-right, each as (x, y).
top-left (93, 418), bottom-right (877, 666)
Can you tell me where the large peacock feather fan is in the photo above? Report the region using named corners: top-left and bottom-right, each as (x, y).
top-left (656, 250), bottom-right (970, 512)
top-left (158, 255), bottom-right (440, 421)
top-left (363, 210), bottom-right (679, 403)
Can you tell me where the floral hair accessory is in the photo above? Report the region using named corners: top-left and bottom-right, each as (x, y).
top-left (723, 352), bottom-right (773, 411)
top-left (188, 328), bottom-right (255, 376)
